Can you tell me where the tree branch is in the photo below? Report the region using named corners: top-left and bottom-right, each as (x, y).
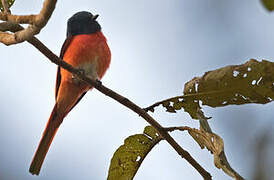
top-left (0, 22), bottom-right (22, 31)
top-left (0, 0), bottom-right (57, 45)
top-left (0, 0), bottom-right (56, 26)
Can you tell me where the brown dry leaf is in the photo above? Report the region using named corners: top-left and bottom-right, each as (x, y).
top-left (180, 127), bottom-right (244, 180)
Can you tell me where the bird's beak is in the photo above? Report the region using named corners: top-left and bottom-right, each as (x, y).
top-left (92, 14), bottom-right (99, 20)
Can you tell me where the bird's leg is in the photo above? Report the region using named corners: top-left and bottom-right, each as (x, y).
top-left (95, 79), bottom-right (102, 85)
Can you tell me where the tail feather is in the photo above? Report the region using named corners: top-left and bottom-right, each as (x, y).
top-left (29, 104), bottom-right (63, 175)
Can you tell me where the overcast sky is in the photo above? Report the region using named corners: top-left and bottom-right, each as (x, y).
top-left (0, 1), bottom-right (274, 180)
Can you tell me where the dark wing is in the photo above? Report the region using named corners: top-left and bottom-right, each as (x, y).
top-left (55, 36), bottom-right (74, 100)
top-left (68, 92), bottom-right (87, 112)
top-left (55, 35), bottom-right (87, 112)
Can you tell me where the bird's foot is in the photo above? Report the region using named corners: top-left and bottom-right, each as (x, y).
top-left (95, 79), bottom-right (102, 85)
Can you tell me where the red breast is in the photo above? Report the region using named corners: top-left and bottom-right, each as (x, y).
top-left (62, 31), bottom-right (111, 80)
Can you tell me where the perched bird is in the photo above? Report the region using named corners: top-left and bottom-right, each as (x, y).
top-left (29, 11), bottom-right (111, 175)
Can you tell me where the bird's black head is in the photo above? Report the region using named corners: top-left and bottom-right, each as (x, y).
top-left (67, 11), bottom-right (101, 37)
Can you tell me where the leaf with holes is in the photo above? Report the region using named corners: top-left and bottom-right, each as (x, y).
top-left (107, 126), bottom-right (161, 180)
top-left (183, 59), bottom-right (274, 115)
top-left (261, 0), bottom-right (274, 11)
top-left (145, 96), bottom-right (202, 119)
top-left (179, 127), bottom-right (244, 180)
top-left (0, 0), bottom-right (15, 11)
top-left (145, 59), bottom-right (274, 120)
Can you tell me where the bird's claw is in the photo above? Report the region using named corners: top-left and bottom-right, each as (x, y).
top-left (95, 79), bottom-right (102, 85)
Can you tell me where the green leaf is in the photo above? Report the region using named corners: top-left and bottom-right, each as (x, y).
top-left (0, 0), bottom-right (15, 11)
top-left (184, 59), bottom-right (274, 118)
top-left (107, 126), bottom-right (161, 180)
top-left (146, 59), bottom-right (274, 120)
top-left (184, 59), bottom-right (274, 106)
top-left (261, 0), bottom-right (274, 11)
top-left (173, 101), bottom-right (183, 110)
top-left (162, 101), bottom-right (170, 108)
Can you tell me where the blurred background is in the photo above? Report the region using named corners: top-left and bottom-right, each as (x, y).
top-left (0, 0), bottom-right (274, 179)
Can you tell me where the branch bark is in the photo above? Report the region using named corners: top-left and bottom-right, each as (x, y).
top-left (0, 0), bottom-right (57, 45)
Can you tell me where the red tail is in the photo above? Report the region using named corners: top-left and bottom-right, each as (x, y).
top-left (29, 104), bottom-right (63, 175)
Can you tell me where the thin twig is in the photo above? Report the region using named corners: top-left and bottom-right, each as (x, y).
top-left (164, 126), bottom-right (190, 132)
